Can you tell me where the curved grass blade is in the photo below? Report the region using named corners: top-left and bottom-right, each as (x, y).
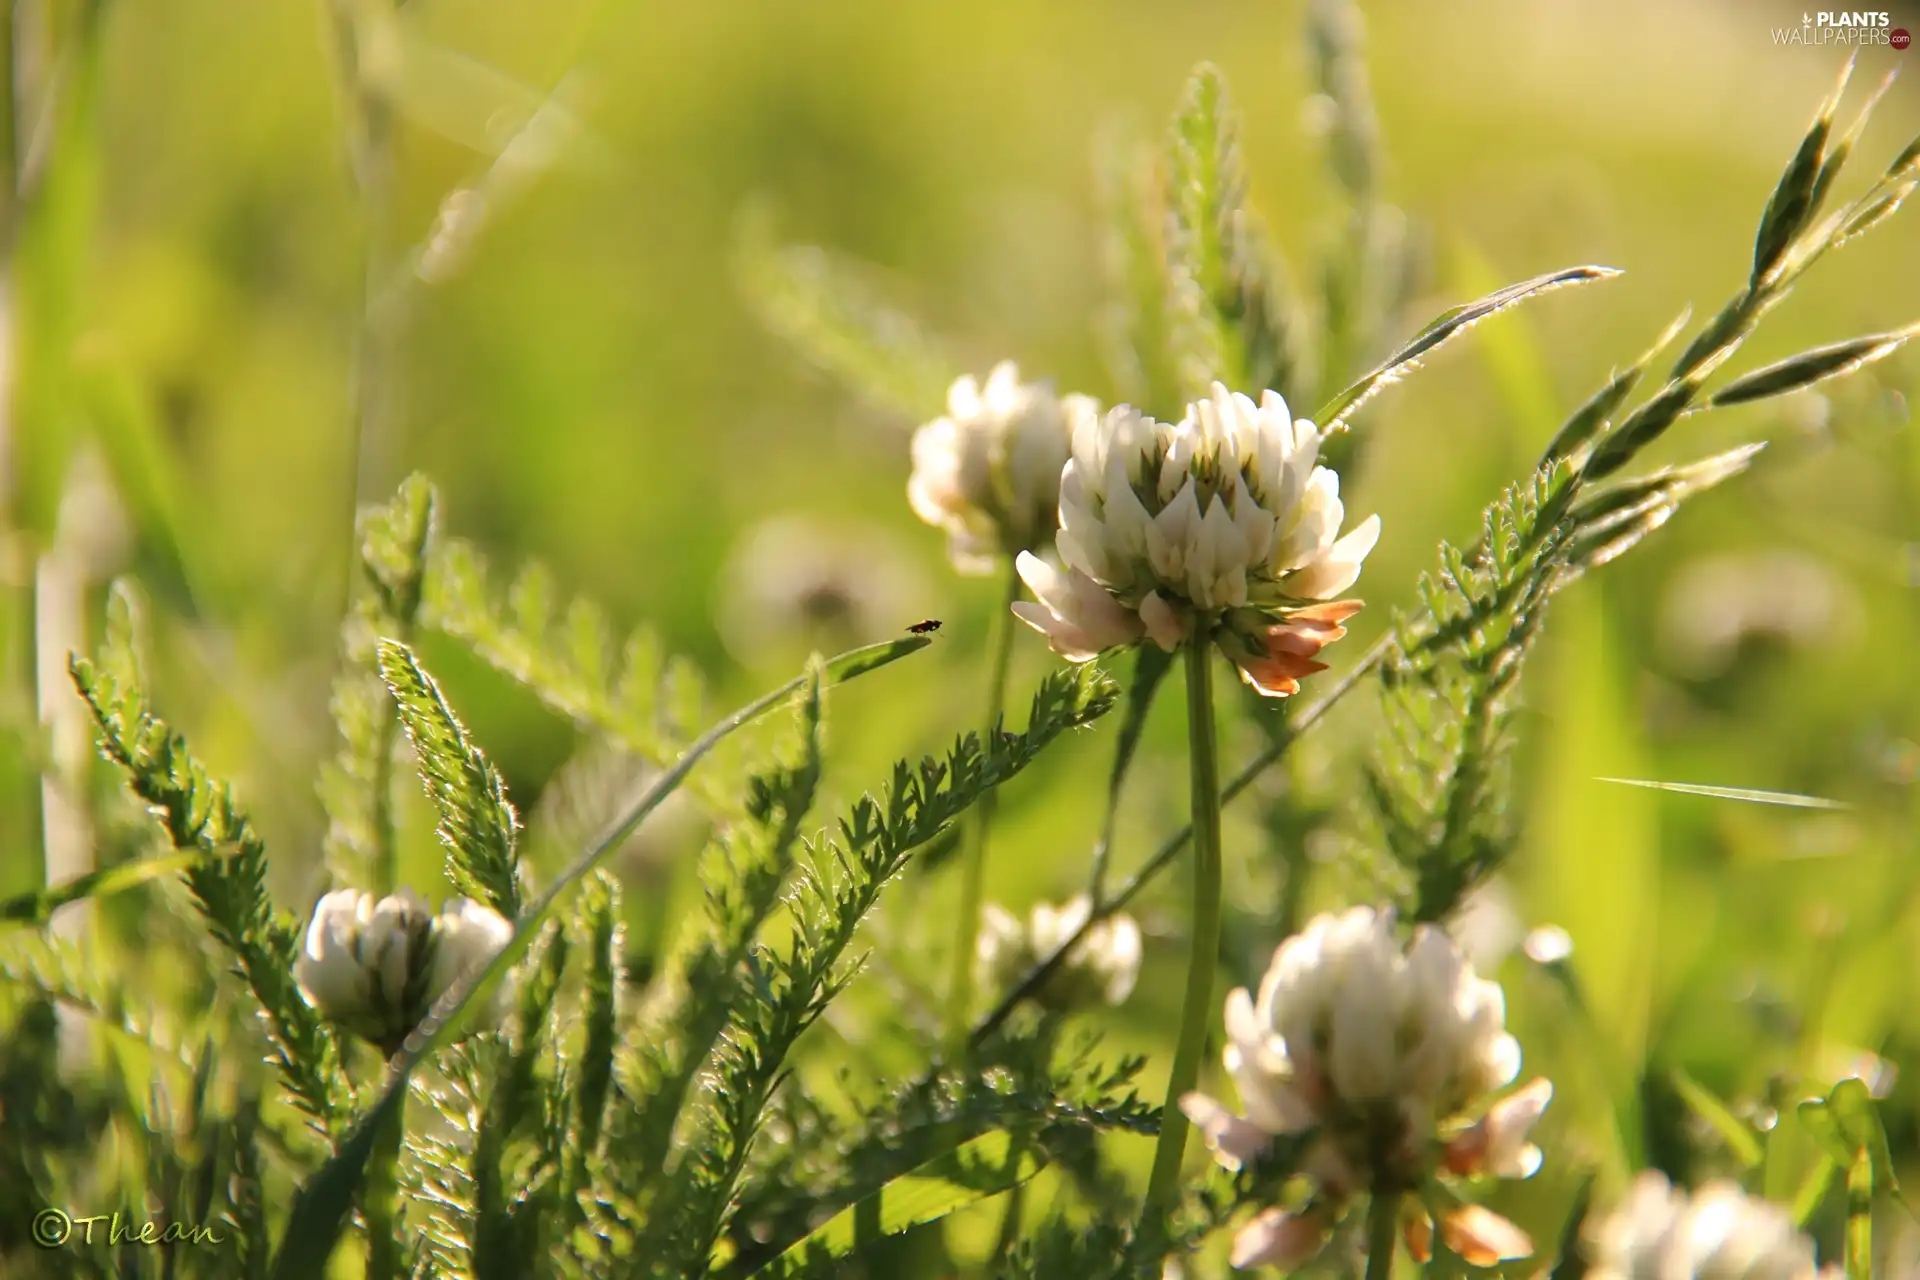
top-left (1593, 777), bottom-right (1848, 811)
top-left (266, 636), bottom-right (932, 1280)
top-left (742, 1129), bottom-right (1045, 1280)
top-left (0, 851), bottom-right (203, 927)
top-left (1314, 264), bottom-right (1620, 429)
top-left (1670, 1066), bottom-right (1764, 1169)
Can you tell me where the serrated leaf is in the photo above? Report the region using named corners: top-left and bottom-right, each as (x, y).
top-left (378, 640), bottom-right (523, 919)
top-left (1163, 62), bottom-right (1302, 402)
top-left (1314, 264), bottom-right (1620, 429)
top-left (1093, 128), bottom-right (1181, 417)
top-left (268, 636), bottom-right (932, 1280)
top-left (743, 1129), bottom-right (1045, 1279)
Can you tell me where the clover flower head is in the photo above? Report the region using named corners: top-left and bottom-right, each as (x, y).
top-left (1587, 1173), bottom-right (1841, 1280)
top-left (295, 888), bottom-right (515, 1055)
top-left (1179, 905), bottom-right (1548, 1270)
top-left (908, 361), bottom-right (1094, 574)
top-left (975, 894), bottom-right (1143, 1011)
top-left (1012, 384), bottom-right (1379, 696)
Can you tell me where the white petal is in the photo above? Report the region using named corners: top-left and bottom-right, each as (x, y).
top-left (1137, 590), bottom-right (1188, 651)
top-left (1287, 512), bottom-right (1381, 600)
top-left (1187, 493), bottom-right (1249, 610)
top-left (1146, 478), bottom-right (1200, 584)
top-left (1229, 1207), bottom-right (1328, 1270)
top-left (1179, 1093), bottom-right (1271, 1172)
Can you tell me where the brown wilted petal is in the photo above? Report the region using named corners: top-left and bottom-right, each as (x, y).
top-left (1232, 599), bottom-right (1364, 698)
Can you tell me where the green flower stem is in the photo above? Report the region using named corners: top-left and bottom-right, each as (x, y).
top-left (1143, 636), bottom-right (1225, 1218)
top-left (1364, 1192), bottom-right (1400, 1280)
top-left (945, 561), bottom-right (1023, 1050)
top-left (969, 633), bottom-right (1389, 1051)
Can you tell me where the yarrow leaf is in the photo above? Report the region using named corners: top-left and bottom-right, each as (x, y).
top-left (378, 638), bottom-right (523, 919)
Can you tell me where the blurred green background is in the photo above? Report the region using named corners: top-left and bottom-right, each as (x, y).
top-left (4, 0), bottom-right (1919, 1267)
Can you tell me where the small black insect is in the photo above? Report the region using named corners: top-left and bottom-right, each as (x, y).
top-left (906, 619), bottom-right (943, 635)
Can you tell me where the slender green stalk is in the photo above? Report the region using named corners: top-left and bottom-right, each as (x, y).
top-left (946, 562), bottom-right (1022, 1048)
top-left (1143, 638), bottom-right (1225, 1216)
top-left (360, 1097), bottom-right (406, 1280)
top-left (1364, 1192), bottom-right (1399, 1280)
top-left (323, 0), bottom-right (403, 896)
top-left (969, 631), bottom-right (1390, 1049)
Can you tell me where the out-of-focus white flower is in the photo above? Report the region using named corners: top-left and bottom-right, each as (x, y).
top-left (295, 888), bottom-right (516, 1055)
top-left (1587, 1172), bottom-right (1840, 1280)
top-left (974, 895), bottom-right (1142, 1011)
top-left (1179, 905), bottom-right (1547, 1270)
top-left (528, 746), bottom-right (706, 887)
top-left (1449, 878), bottom-right (1522, 974)
top-left (1659, 550), bottom-right (1861, 678)
top-left (1013, 384), bottom-right (1379, 696)
top-left (908, 362), bottom-right (1094, 574)
top-left (1227, 1206), bottom-right (1336, 1270)
top-left (715, 514), bottom-right (932, 668)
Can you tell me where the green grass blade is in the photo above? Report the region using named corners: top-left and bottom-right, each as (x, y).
top-left (0, 851), bottom-right (202, 927)
top-left (1593, 777), bottom-right (1848, 811)
top-left (1793, 1153), bottom-right (1839, 1228)
top-left (742, 1129), bottom-right (1046, 1280)
top-left (1313, 264), bottom-right (1619, 430)
top-left (266, 635), bottom-right (930, 1280)
top-left (1669, 1066), bottom-right (1764, 1169)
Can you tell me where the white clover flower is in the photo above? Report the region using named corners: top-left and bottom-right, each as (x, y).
top-left (1587, 1173), bottom-right (1841, 1280)
top-left (1659, 549), bottom-right (1861, 678)
top-left (295, 888), bottom-right (515, 1055)
top-left (1012, 384), bottom-right (1379, 696)
top-left (974, 895), bottom-right (1143, 1012)
top-left (908, 362), bottom-right (1094, 574)
top-left (1179, 905), bottom-right (1549, 1269)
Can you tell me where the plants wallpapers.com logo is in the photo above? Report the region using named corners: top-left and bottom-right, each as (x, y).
top-left (1773, 11), bottom-right (1911, 45)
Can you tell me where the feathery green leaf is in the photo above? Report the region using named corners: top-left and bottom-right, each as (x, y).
top-left (378, 639), bottom-right (523, 919)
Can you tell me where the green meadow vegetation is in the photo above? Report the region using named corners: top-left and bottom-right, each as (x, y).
top-left (1, 1), bottom-right (1917, 1276)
